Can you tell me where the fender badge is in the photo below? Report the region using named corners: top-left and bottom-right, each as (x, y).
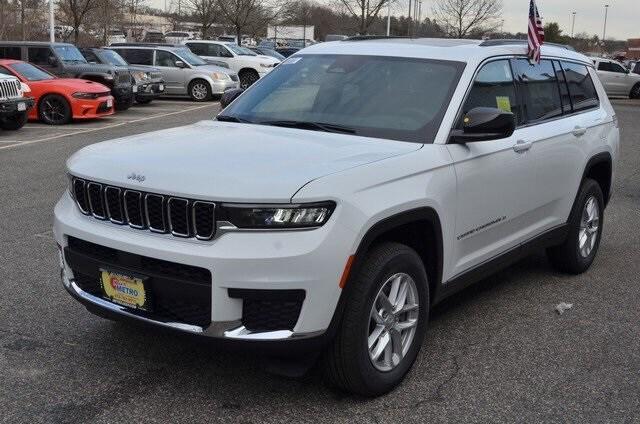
top-left (127, 173), bottom-right (146, 183)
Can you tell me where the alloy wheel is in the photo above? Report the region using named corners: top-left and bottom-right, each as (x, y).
top-left (191, 83), bottom-right (208, 100)
top-left (578, 195), bottom-right (600, 258)
top-left (368, 272), bottom-right (419, 372)
top-left (42, 98), bottom-right (67, 124)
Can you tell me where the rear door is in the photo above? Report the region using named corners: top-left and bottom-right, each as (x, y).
top-left (447, 59), bottom-right (537, 276)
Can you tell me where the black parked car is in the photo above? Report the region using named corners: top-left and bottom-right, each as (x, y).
top-left (80, 47), bottom-right (165, 104)
top-left (275, 47), bottom-right (300, 58)
top-left (0, 42), bottom-right (134, 110)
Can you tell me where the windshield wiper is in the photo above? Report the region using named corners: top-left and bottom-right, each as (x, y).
top-left (216, 115), bottom-right (251, 123)
top-left (259, 120), bottom-right (356, 134)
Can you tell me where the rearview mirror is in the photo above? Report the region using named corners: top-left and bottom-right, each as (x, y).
top-left (220, 88), bottom-right (244, 109)
top-left (450, 107), bottom-right (515, 143)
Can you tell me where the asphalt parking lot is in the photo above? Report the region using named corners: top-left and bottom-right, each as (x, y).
top-left (1, 98), bottom-right (639, 423)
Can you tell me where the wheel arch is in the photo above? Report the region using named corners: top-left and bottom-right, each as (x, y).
top-left (238, 67), bottom-right (259, 76)
top-left (582, 151), bottom-right (613, 207)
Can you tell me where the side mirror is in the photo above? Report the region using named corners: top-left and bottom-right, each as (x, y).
top-left (220, 88), bottom-right (244, 109)
top-left (47, 56), bottom-right (59, 66)
top-left (450, 107), bottom-right (516, 143)
top-left (175, 60), bottom-right (186, 68)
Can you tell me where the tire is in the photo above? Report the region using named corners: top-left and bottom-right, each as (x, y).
top-left (547, 178), bottom-right (604, 274)
top-left (630, 83), bottom-right (640, 99)
top-left (323, 242), bottom-right (429, 397)
top-left (115, 96), bottom-right (133, 111)
top-left (239, 69), bottom-right (259, 89)
top-left (188, 79), bottom-right (212, 102)
top-left (0, 111), bottom-right (28, 130)
top-left (136, 97), bottom-right (153, 104)
top-left (38, 94), bottom-right (72, 125)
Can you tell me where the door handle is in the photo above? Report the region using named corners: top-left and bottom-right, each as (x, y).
top-left (513, 139), bottom-right (532, 153)
top-left (572, 126), bottom-right (587, 137)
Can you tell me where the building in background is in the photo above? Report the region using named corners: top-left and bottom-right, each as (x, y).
top-left (627, 39), bottom-right (640, 60)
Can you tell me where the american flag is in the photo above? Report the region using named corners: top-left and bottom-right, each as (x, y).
top-left (528, 0), bottom-right (545, 63)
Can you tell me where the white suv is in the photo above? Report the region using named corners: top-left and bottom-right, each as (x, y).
top-left (592, 57), bottom-right (640, 98)
top-left (54, 39), bottom-right (619, 397)
top-left (183, 40), bottom-right (279, 88)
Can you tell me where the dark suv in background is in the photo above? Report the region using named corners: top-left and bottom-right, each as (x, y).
top-left (79, 47), bottom-right (165, 104)
top-left (0, 42), bottom-right (134, 110)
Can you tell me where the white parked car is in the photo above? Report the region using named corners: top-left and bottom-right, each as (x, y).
top-left (55, 39), bottom-right (619, 397)
top-left (107, 29), bottom-right (126, 46)
top-left (592, 57), bottom-right (640, 98)
top-left (183, 40), bottom-right (279, 88)
top-left (165, 31), bottom-right (198, 44)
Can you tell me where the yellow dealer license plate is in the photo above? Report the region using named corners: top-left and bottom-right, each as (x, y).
top-left (100, 269), bottom-right (148, 311)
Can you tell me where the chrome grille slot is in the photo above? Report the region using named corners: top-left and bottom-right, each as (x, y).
top-left (168, 198), bottom-right (190, 237)
top-left (87, 182), bottom-right (106, 219)
top-left (145, 194), bottom-right (166, 233)
top-left (192, 201), bottom-right (216, 240)
top-left (105, 186), bottom-right (125, 224)
top-left (124, 190), bottom-right (145, 229)
top-left (72, 178), bottom-right (89, 214)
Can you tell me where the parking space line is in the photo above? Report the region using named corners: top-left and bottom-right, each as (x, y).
top-left (0, 104), bottom-right (215, 151)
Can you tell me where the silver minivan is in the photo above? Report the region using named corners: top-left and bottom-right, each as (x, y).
top-left (110, 45), bottom-right (239, 101)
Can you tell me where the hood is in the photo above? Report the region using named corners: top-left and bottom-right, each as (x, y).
top-left (194, 64), bottom-right (234, 74)
top-left (38, 78), bottom-right (110, 92)
top-left (67, 120), bottom-right (420, 202)
top-left (255, 55), bottom-right (280, 64)
top-left (64, 62), bottom-right (117, 75)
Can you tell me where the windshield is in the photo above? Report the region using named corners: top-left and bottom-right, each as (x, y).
top-left (9, 62), bottom-right (55, 81)
top-left (257, 48), bottom-right (285, 61)
top-left (174, 48), bottom-right (207, 66)
top-left (220, 54), bottom-right (465, 143)
top-left (224, 43), bottom-right (256, 56)
top-left (97, 49), bottom-right (128, 66)
top-left (54, 45), bottom-right (87, 63)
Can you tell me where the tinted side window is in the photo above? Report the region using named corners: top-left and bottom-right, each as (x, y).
top-left (553, 60), bottom-right (572, 113)
top-left (597, 62), bottom-right (611, 72)
top-left (28, 47), bottom-right (53, 66)
top-left (117, 49), bottom-right (153, 66)
top-left (186, 43), bottom-right (206, 55)
top-left (561, 61), bottom-right (599, 112)
top-left (0, 66), bottom-right (13, 76)
top-left (513, 59), bottom-right (563, 122)
top-left (609, 62), bottom-right (626, 73)
top-left (460, 59), bottom-right (521, 126)
top-left (207, 44), bottom-right (223, 57)
top-left (0, 46), bottom-right (22, 60)
top-left (82, 50), bottom-right (99, 63)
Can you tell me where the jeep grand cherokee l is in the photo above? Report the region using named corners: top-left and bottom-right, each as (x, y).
top-left (54, 38), bottom-right (619, 397)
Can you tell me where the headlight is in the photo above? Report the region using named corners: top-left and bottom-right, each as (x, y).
top-left (212, 72), bottom-right (230, 80)
top-left (72, 92), bottom-right (100, 99)
top-left (222, 202), bottom-right (335, 229)
top-left (20, 82), bottom-right (31, 94)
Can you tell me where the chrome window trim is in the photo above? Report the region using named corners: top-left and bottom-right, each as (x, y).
top-left (144, 193), bottom-right (167, 233)
top-left (192, 201), bottom-right (216, 240)
top-left (86, 182), bottom-right (107, 220)
top-left (123, 190), bottom-right (145, 229)
top-left (104, 186), bottom-right (125, 225)
top-left (168, 197), bottom-right (190, 237)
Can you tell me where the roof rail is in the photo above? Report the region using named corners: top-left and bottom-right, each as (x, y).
top-left (344, 35), bottom-right (411, 41)
top-left (109, 42), bottom-right (182, 48)
top-left (479, 39), bottom-right (576, 51)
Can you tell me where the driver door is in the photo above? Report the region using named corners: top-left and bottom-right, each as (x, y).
top-left (446, 59), bottom-right (537, 278)
top-left (154, 50), bottom-right (187, 95)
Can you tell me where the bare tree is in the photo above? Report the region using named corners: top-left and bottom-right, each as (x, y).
top-left (58, 0), bottom-right (101, 42)
top-left (335, 0), bottom-right (391, 35)
top-left (185, 0), bottom-right (218, 38)
top-left (216, 0), bottom-right (281, 45)
top-left (433, 0), bottom-right (502, 38)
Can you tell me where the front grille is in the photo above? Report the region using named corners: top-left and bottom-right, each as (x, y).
top-left (71, 177), bottom-right (216, 240)
top-left (229, 289), bottom-right (305, 332)
top-left (67, 237), bottom-right (212, 327)
top-left (0, 79), bottom-right (20, 99)
top-left (116, 71), bottom-right (132, 85)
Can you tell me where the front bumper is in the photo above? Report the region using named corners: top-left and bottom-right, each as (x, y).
top-left (54, 193), bottom-right (354, 342)
top-left (0, 97), bottom-right (34, 114)
top-left (135, 81), bottom-right (165, 100)
top-left (72, 96), bottom-right (114, 119)
top-left (211, 79), bottom-right (240, 94)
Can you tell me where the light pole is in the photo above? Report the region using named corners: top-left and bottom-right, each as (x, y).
top-left (602, 4), bottom-right (609, 52)
top-left (49, 0), bottom-right (55, 42)
top-left (386, 0), bottom-right (391, 36)
top-left (571, 11), bottom-right (576, 38)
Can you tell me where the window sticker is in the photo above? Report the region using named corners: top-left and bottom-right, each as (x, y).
top-left (496, 96), bottom-right (512, 113)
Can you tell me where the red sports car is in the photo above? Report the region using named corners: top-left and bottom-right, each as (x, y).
top-left (0, 59), bottom-right (115, 125)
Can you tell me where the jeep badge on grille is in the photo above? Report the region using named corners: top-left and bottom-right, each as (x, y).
top-left (127, 173), bottom-right (146, 182)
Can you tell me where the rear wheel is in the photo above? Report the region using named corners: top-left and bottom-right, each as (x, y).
top-left (630, 83), bottom-right (640, 99)
top-left (188, 79), bottom-right (212, 102)
top-left (38, 94), bottom-right (72, 125)
top-left (239, 69), bottom-right (259, 89)
top-left (0, 111), bottom-right (28, 130)
top-left (323, 242), bottom-right (429, 397)
top-left (547, 178), bottom-right (604, 274)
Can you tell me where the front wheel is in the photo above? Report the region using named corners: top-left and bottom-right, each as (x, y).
top-left (39, 94), bottom-right (72, 125)
top-left (239, 70), bottom-right (259, 89)
top-left (547, 178), bottom-right (604, 274)
top-left (630, 83), bottom-right (640, 99)
top-left (188, 79), bottom-right (212, 102)
top-left (0, 111), bottom-right (28, 130)
top-left (323, 242), bottom-right (429, 397)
